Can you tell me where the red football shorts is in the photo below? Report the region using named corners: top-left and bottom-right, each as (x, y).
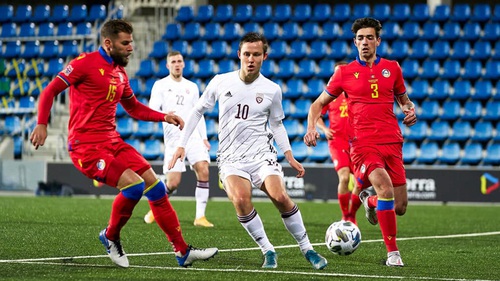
top-left (328, 137), bottom-right (351, 172)
top-left (350, 143), bottom-right (406, 189)
top-left (69, 140), bottom-right (151, 187)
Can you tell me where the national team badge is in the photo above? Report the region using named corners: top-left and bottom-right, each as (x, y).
top-left (64, 65), bottom-right (74, 76)
top-left (382, 69), bottom-right (391, 78)
top-left (256, 93), bottom-right (264, 104)
top-left (360, 164), bottom-right (366, 174)
top-left (96, 159), bottom-right (106, 171)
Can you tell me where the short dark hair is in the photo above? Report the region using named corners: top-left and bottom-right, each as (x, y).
top-left (351, 17), bottom-right (382, 38)
top-left (101, 19), bottom-right (133, 40)
top-left (239, 32), bottom-right (268, 54)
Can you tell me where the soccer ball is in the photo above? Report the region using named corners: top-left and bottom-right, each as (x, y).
top-left (325, 220), bottom-right (361, 255)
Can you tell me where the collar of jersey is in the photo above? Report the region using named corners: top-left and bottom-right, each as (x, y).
top-left (99, 47), bottom-right (113, 64)
top-left (356, 55), bottom-right (381, 66)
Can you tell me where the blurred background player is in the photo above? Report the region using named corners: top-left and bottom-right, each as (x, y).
top-left (168, 32), bottom-right (327, 270)
top-left (29, 19), bottom-right (218, 268)
top-left (144, 51), bottom-right (213, 228)
top-left (304, 17), bottom-right (417, 267)
top-left (316, 61), bottom-right (361, 225)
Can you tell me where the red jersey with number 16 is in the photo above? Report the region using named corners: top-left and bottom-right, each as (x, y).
top-left (56, 48), bottom-right (133, 146)
top-left (325, 56), bottom-right (406, 145)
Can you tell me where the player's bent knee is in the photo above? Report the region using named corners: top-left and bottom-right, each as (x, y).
top-left (144, 179), bottom-right (167, 201)
top-left (395, 205), bottom-right (407, 216)
top-left (121, 180), bottom-right (145, 200)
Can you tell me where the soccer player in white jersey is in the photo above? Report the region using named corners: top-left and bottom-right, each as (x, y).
top-left (144, 51), bottom-right (214, 227)
top-left (168, 32), bottom-right (328, 270)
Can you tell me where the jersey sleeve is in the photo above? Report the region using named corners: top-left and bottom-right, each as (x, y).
top-left (324, 67), bottom-right (344, 98)
top-left (56, 54), bottom-right (88, 86)
top-left (149, 81), bottom-right (163, 112)
top-left (269, 86), bottom-right (285, 122)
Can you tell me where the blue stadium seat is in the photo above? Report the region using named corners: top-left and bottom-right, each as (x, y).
top-left (25, 61), bottom-right (45, 77)
top-left (262, 22), bottom-right (279, 41)
top-left (282, 22), bottom-right (299, 41)
top-left (311, 3), bottom-right (332, 22)
top-left (148, 40), bottom-right (168, 60)
top-left (5, 116), bottom-right (21, 135)
top-left (463, 22), bottom-right (481, 42)
top-left (207, 41), bottom-right (227, 60)
top-left (214, 4), bottom-right (233, 23)
top-left (484, 60), bottom-right (500, 79)
top-left (351, 4), bottom-right (370, 20)
top-left (234, 4), bottom-right (252, 23)
top-left (451, 80), bottom-right (471, 100)
top-left (195, 5), bottom-right (214, 23)
top-left (3, 41), bottom-right (21, 59)
top-left (67, 4), bottom-right (87, 23)
top-left (282, 99), bottom-right (292, 117)
top-left (328, 41), bottom-right (348, 60)
top-left (180, 22), bottom-right (200, 41)
top-left (75, 22), bottom-right (91, 36)
top-left (21, 41), bottom-right (40, 59)
top-left (202, 22), bottom-right (221, 41)
top-left (378, 41), bottom-right (389, 57)
top-left (462, 60), bottom-right (483, 80)
top-left (49, 4), bottom-right (69, 23)
top-left (292, 4), bottom-right (311, 22)
top-left (208, 139), bottom-right (218, 161)
top-left (483, 23), bottom-right (500, 42)
top-left (402, 141), bottom-right (417, 164)
top-left (57, 22), bottom-right (74, 36)
top-left (461, 142), bottom-right (483, 165)
top-left (304, 79), bottom-right (325, 99)
top-left (483, 101), bottom-right (500, 120)
top-left (409, 40), bottom-right (430, 60)
top-left (116, 117), bottom-right (133, 138)
top-left (441, 60), bottom-right (461, 80)
top-left (162, 23), bottom-right (181, 40)
top-left (205, 101), bottom-right (218, 118)
top-left (142, 139), bottom-right (162, 160)
top-left (390, 40), bottom-right (409, 60)
top-left (134, 120), bottom-right (156, 139)
top-left (283, 119), bottom-right (302, 139)
top-left (471, 4), bottom-right (491, 23)
top-left (155, 59), bottom-right (169, 78)
top-left (441, 22), bottom-right (460, 41)
top-left (12, 4), bottom-right (32, 23)
top-left (381, 21), bottom-right (400, 41)
top-left (392, 4), bottom-right (410, 22)
top-left (339, 22), bottom-right (354, 40)
top-left (276, 60), bottom-right (295, 79)
top-left (472, 80), bottom-right (493, 100)
top-left (0, 5), bottom-right (13, 24)
top-left (274, 4), bottom-right (291, 23)
top-left (429, 40), bottom-right (450, 60)
top-left (440, 100), bottom-right (460, 121)
top-left (221, 22), bottom-right (241, 41)
top-left (189, 40), bottom-right (207, 60)
top-left (171, 40), bottom-right (188, 56)
top-left (296, 59), bottom-right (316, 79)
top-left (19, 95), bottom-right (35, 110)
top-left (309, 141), bottom-right (330, 163)
top-left (449, 121), bottom-right (472, 142)
top-left (38, 22), bottom-right (55, 37)
top-left (495, 123), bottom-right (500, 141)
top-left (19, 22), bottom-right (36, 37)
top-left (429, 80), bottom-right (450, 100)
top-left (471, 121), bottom-right (493, 143)
top-left (129, 78), bottom-right (143, 95)
top-left (317, 60), bottom-right (334, 79)
top-left (254, 4), bottom-right (272, 23)
top-left (419, 100), bottom-right (439, 120)
top-left (12, 80), bottom-right (30, 97)
top-left (483, 143), bottom-right (500, 165)
top-left (243, 22), bottom-right (259, 34)
top-left (289, 41), bottom-right (307, 59)
top-left (124, 138), bottom-right (141, 151)
top-left (28, 78), bottom-right (48, 97)
top-left (494, 4), bottom-right (500, 22)
top-left (452, 4), bottom-right (471, 23)
top-left (40, 40), bottom-right (60, 59)
top-left (88, 4), bottom-right (106, 23)
top-left (60, 40), bottom-right (79, 58)
top-left (290, 141), bottom-right (309, 162)
top-left (319, 22), bottom-right (339, 41)
top-left (411, 3), bottom-right (430, 22)
top-left (284, 78), bottom-right (304, 99)
top-left (291, 99), bottom-right (312, 119)
top-left (175, 6), bottom-right (194, 23)
top-left (135, 59), bottom-right (155, 78)
top-left (402, 59), bottom-right (419, 80)
top-left (195, 59), bottom-right (215, 79)
top-left (260, 60), bottom-right (276, 78)
top-left (1, 22), bottom-right (17, 37)
top-left (439, 142), bottom-right (460, 165)
top-left (428, 121), bottom-right (450, 142)
top-left (417, 142), bottom-right (439, 164)
top-left (401, 22), bottom-right (420, 41)
top-left (420, 60), bottom-right (440, 80)
top-left (421, 22), bottom-right (440, 41)
top-left (204, 119), bottom-right (217, 139)
top-left (267, 40), bottom-right (286, 60)
top-left (309, 40), bottom-right (328, 60)
top-left (373, 4), bottom-right (391, 22)
top-left (406, 121), bottom-right (428, 142)
top-left (410, 79), bottom-right (429, 100)
top-left (462, 101), bottom-right (482, 120)
top-left (218, 59), bottom-right (235, 73)
top-left (32, 4), bottom-right (50, 23)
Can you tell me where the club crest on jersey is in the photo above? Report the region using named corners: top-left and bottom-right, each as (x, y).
top-left (256, 93), bottom-right (264, 104)
top-left (382, 69), bottom-right (391, 78)
top-left (96, 159), bottom-right (106, 171)
top-left (361, 164), bottom-right (366, 174)
top-left (354, 72), bottom-right (360, 79)
top-left (64, 65), bottom-right (74, 76)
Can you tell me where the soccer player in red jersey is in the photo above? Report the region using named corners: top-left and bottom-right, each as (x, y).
top-left (29, 19), bottom-right (218, 268)
top-left (304, 17), bottom-right (417, 267)
top-left (316, 61), bottom-right (362, 225)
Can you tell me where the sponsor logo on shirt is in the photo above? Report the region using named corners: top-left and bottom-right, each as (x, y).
top-left (256, 93), bottom-right (264, 104)
top-left (64, 65), bottom-right (74, 76)
top-left (225, 91), bottom-right (232, 97)
top-left (382, 69), bottom-right (391, 78)
top-left (99, 68), bottom-right (104, 76)
top-left (354, 72), bottom-right (359, 79)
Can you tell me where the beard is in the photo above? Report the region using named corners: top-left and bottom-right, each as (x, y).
top-left (110, 52), bottom-right (129, 67)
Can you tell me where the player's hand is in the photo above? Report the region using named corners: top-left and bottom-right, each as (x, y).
top-left (289, 158), bottom-right (305, 178)
top-left (168, 147), bottom-right (186, 170)
top-left (402, 107), bottom-right (417, 127)
top-left (303, 129), bottom-right (320, 147)
top-left (164, 112), bottom-right (184, 130)
top-left (29, 124), bottom-right (48, 150)
top-left (324, 128), bottom-right (334, 140)
top-left (203, 139), bottom-right (211, 150)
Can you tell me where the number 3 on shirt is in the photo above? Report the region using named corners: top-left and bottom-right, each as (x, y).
top-left (370, 83), bottom-right (379, 98)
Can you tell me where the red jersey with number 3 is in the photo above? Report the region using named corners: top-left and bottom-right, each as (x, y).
top-left (325, 56), bottom-right (406, 145)
top-left (56, 48), bottom-right (133, 146)
top-left (321, 92), bottom-right (350, 140)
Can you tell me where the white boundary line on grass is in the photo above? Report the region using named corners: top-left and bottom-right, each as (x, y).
top-left (1, 231), bottom-right (499, 281)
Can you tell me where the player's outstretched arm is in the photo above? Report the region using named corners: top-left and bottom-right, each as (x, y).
top-left (168, 147), bottom-right (185, 170)
top-left (304, 91), bottom-right (333, 146)
top-left (164, 112), bottom-right (184, 129)
top-left (284, 151), bottom-right (305, 178)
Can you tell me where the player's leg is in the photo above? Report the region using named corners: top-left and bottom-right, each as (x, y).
top-left (192, 160), bottom-right (213, 227)
top-left (394, 184), bottom-right (408, 216)
top-left (142, 168), bottom-right (218, 267)
top-left (349, 181), bottom-right (362, 225)
top-left (336, 166), bottom-right (351, 221)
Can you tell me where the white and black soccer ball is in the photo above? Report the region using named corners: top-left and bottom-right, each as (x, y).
top-left (325, 220), bottom-right (362, 255)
